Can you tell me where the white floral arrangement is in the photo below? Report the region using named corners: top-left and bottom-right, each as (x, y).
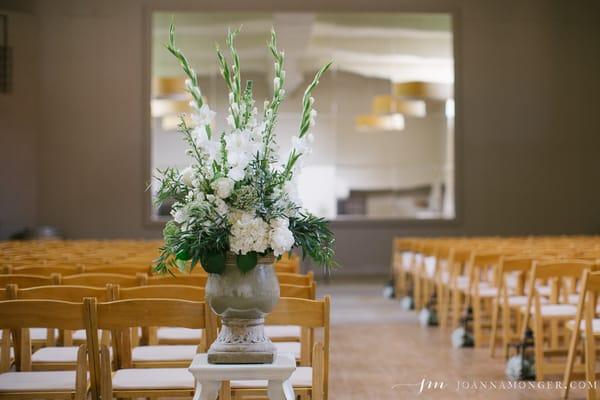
top-left (153, 23), bottom-right (335, 274)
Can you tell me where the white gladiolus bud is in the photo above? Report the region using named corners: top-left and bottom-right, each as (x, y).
top-left (273, 77), bottom-right (281, 90)
top-left (211, 177), bottom-right (235, 199)
top-left (180, 166), bottom-right (194, 187)
top-left (279, 89), bottom-right (285, 97)
top-left (309, 96), bottom-right (315, 105)
top-left (231, 103), bottom-right (239, 113)
top-left (227, 115), bottom-right (235, 127)
top-left (229, 92), bottom-right (235, 104)
top-left (281, 71), bottom-right (286, 80)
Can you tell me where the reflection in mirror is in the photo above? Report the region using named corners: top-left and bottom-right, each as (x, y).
top-left (150, 12), bottom-right (455, 221)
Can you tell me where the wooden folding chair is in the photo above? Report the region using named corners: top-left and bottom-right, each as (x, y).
top-left (521, 260), bottom-right (595, 380)
top-left (228, 296), bottom-right (330, 400)
top-left (11, 285), bottom-right (110, 371)
top-left (0, 299), bottom-right (89, 399)
top-left (489, 256), bottom-right (535, 357)
top-left (110, 284), bottom-right (209, 368)
top-left (563, 269), bottom-right (600, 400)
top-left (84, 297), bottom-right (211, 400)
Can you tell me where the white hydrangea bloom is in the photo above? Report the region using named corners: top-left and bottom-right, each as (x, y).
top-left (229, 213), bottom-right (270, 255)
top-left (211, 177), bottom-right (235, 199)
top-left (180, 166), bottom-right (194, 187)
top-left (270, 218), bottom-right (294, 256)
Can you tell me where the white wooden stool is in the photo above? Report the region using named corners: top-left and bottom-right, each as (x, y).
top-left (188, 353), bottom-right (296, 400)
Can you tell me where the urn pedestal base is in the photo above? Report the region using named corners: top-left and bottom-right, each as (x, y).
top-left (207, 317), bottom-right (276, 364)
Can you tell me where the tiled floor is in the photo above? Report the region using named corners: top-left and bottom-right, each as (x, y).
top-left (319, 279), bottom-right (587, 400)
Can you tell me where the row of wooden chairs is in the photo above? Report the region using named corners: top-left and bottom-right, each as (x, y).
top-left (0, 294), bottom-right (330, 400)
top-left (1, 240), bottom-right (302, 274)
top-left (392, 236), bottom-right (600, 400)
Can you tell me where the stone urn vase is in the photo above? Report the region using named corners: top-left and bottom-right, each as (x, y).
top-left (205, 253), bottom-right (279, 364)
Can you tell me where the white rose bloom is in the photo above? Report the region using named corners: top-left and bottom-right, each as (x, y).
top-left (180, 166), bottom-right (194, 187)
top-left (192, 104), bottom-right (216, 126)
top-left (171, 205), bottom-right (189, 224)
top-left (229, 213), bottom-right (270, 255)
top-left (270, 225), bottom-right (295, 256)
top-left (212, 177), bottom-right (235, 199)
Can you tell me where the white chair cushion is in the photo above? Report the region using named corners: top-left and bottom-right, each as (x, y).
top-left (72, 329), bottom-right (104, 341)
top-left (523, 304), bottom-right (578, 317)
top-left (273, 342), bottom-right (301, 359)
top-left (112, 368), bottom-right (194, 390)
top-left (401, 252), bottom-right (413, 271)
top-left (0, 371), bottom-right (78, 392)
top-left (440, 271), bottom-right (450, 284)
top-left (30, 328), bottom-right (52, 341)
top-left (424, 256), bottom-right (436, 278)
top-left (477, 287), bottom-right (499, 298)
top-left (132, 345), bottom-right (197, 362)
top-left (32, 347), bottom-right (78, 363)
top-left (566, 318), bottom-right (600, 333)
top-left (157, 327), bottom-right (202, 341)
top-left (536, 285), bottom-right (552, 297)
top-left (505, 295), bottom-right (548, 307)
top-left (231, 366), bottom-right (312, 388)
top-left (32, 346), bottom-right (111, 363)
top-left (265, 325), bottom-right (301, 339)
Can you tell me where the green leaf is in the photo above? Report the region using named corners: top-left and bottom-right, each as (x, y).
top-left (236, 252), bottom-right (258, 273)
top-left (176, 247), bottom-right (191, 261)
top-left (202, 252), bottom-right (226, 274)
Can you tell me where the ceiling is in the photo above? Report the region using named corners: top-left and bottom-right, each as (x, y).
top-left (152, 12), bottom-right (454, 85)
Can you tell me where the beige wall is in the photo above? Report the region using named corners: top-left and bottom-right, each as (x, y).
top-left (0, 9), bottom-right (39, 238)
top-left (2, 0), bottom-right (600, 276)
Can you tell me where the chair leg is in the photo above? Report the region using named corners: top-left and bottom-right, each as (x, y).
top-left (490, 300), bottom-right (500, 357)
top-left (451, 290), bottom-right (462, 329)
top-left (534, 318), bottom-right (545, 381)
top-left (585, 335), bottom-right (597, 400)
top-left (563, 327), bottom-right (579, 399)
top-left (473, 296), bottom-right (482, 348)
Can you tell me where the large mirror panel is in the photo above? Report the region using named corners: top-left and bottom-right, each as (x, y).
top-left (149, 12), bottom-right (455, 221)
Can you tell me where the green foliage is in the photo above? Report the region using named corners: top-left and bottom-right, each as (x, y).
top-left (290, 213), bottom-right (337, 270)
top-left (236, 252), bottom-right (258, 273)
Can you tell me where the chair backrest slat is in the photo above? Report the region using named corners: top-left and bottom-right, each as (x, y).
top-left (0, 299), bottom-right (84, 330)
top-left (94, 298), bottom-right (206, 329)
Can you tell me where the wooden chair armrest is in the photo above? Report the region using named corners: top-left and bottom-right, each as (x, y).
top-left (75, 344), bottom-right (88, 400)
top-left (312, 342), bottom-right (324, 400)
